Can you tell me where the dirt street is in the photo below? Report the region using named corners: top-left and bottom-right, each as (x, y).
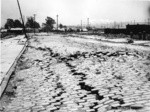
top-left (1, 33), bottom-right (150, 112)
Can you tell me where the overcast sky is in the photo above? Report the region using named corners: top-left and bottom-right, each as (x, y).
top-left (1, 0), bottom-right (150, 27)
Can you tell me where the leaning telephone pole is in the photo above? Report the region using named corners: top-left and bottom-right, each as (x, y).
top-left (17, 0), bottom-right (28, 39)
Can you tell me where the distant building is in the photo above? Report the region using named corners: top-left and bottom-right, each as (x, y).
top-left (104, 24), bottom-right (150, 35)
top-left (8, 28), bottom-right (23, 34)
top-left (126, 24), bottom-right (150, 34)
top-left (1, 29), bottom-right (8, 33)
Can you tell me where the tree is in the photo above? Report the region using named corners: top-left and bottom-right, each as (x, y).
top-left (4, 19), bottom-right (14, 29)
top-left (14, 19), bottom-right (23, 28)
top-left (43, 17), bottom-right (55, 32)
top-left (26, 17), bottom-right (34, 28)
top-left (26, 17), bottom-right (40, 28)
top-left (35, 22), bottom-right (40, 28)
top-left (86, 26), bottom-right (92, 31)
top-left (59, 24), bottom-right (63, 29)
top-left (63, 25), bottom-right (67, 29)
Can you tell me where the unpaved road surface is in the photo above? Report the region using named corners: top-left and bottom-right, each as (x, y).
top-left (1, 33), bottom-right (150, 112)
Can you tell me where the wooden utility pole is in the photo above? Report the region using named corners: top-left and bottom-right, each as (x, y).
top-left (87, 18), bottom-right (89, 27)
top-left (114, 21), bottom-right (116, 29)
top-left (17, 0), bottom-right (28, 39)
top-left (81, 20), bottom-right (82, 31)
top-left (148, 18), bottom-right (150, 25)
top-left (57, 15), bottom-right (58, 30)
top-left (121, 22), bottom-right (122, 27)
top-left (33, 14), bottom-right (36, 34)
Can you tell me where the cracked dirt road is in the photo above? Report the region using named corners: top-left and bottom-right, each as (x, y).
top-left (1, 33), bottom-right (150, 112)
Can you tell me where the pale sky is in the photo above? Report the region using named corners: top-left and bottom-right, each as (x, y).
top-left (1, 0), bottom-right (150, 27)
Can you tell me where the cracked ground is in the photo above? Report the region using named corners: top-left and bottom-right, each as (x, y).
top-left (1, 33), bottom-right (150, 112)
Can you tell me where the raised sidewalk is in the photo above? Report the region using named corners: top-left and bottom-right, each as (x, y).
top-left (0, 35), bottom-right (27, 97)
